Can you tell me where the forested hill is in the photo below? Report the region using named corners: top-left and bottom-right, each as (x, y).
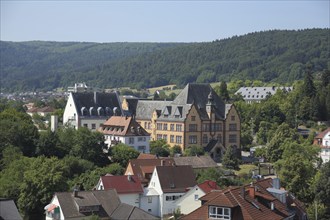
top-left (1, 28), bottom-right (328, 92)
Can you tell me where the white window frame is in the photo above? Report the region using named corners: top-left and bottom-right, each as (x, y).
top-left (209, 206), bottom-right (231, 219)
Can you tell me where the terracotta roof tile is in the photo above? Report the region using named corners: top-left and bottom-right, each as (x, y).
top-left (100, 175), bottom-right (143, 194)
top-left (198, 180), bottom-right (221, 193)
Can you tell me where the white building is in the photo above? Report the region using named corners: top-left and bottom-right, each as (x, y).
top-left (63, 91), bottom-right (123, 130)
top-left (235, 86), bottom-right (293, 103)
top-left (314, 128), bottom-right (330, 163)
top-left (143, 165), bottom-right (196, 217)
top-left (175, 180), bottom-right (220, 215)
top-left (98, 116), bottom-right (150, 153)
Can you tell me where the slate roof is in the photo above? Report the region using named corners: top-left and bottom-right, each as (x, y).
top-left (55, 190), bottom-right (120, 219)
top-left (182, 178), bottom-right (298, 220)
top-left (135, 100), bottom-right (170, 120)
top-left (99, 175), bottom-right (143, 194)
top-left (235, 86), bottom-right (293, 101)
top-left (71, 92), bottom-right (122, 117)
top-left (135, 83), bottom-right (226, 121)
top-left (173, 155), bottom-right (218, 169)
top-left (0, 199), bottom-right (22, 220)
top-left (52, 190), bottom-right (159, 219)
top-left (111, 203), bottom-right (159, 220)
top-left (98, 116), bottom-right (150, 137)
top-left (156, 165), bottom-right (197, 193)
top-left (126, 158), bottom-right (175, 185)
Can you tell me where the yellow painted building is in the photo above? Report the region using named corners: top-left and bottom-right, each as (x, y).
top-left (123, 83), bottom-right (241, 162)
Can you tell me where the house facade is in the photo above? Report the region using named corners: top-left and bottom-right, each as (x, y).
top-left (313, 128), bottom-right (330, 163)
top-left (144, 165), bottom-right (197, 217)
top-left (98, 116), bottom-right (150, 153)
top-left (128, 83), bottom-right (240, 162)
top-left (63, 91), bottom-right (123, 130)
top-left (175, 180), bottom-right (220, 215)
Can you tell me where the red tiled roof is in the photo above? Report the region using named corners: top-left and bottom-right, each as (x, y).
top-left (198, 180), bottom-right (221, 193)
top-left (99, 116), bottom-right (150, 137)
top-left (100, 175), bottom-right (143, 194)
top-left (182, 178), bottom-right (293, 220)
top-left (126, 158), bottom-right (175, 185)
top-left (314, 128), bottom-right (330, 139)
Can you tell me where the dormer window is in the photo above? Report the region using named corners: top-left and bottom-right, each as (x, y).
top-left (209, 206), bottom-right (231, 219)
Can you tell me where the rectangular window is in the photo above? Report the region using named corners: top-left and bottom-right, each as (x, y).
top-left (129, 137), bottom-right (134, 144)
top-left (138, 137), bottom-right (146, 142)
top-left (83, 124), bottom-right (88, 128)
top-left (229, 124), bottom-right (237, 131)
top-left (163, 123), bottom-right (168, 131)
top-left (163, 134), bottom-right (168, 142)
top-left (231, 115), bottom-right (235, 121)
top-left (189, 135), bottom-right (197, 144)
top-left (170, 124), bottom-right (174, 131)
top-left (202, 124), bottom-right (209, 132)
top-left (217, 134), bottom-right (222, 143)
top-left (229, 134), bottom-right (237, 143)
top-left (191, 116), bottom-right (196, 121)
top-left (194, 194), bottom-right (199, 201)
top-left (215, 123), bottom-right (222, 131)
top-left (209, 206), bottom-right (231, 219)
top-left (176, 136), bottom-right (182, 144)
top-left (176, 124), bottom-right (182, 132)
top-left (203, 134), bottom-right (208, 144)
top-left (148, 197), bottom-right (152, 203)
top-left (138, 146), bottom-right (146, 152)
top-left (157, 134), bottom-right (162, 140)
top-left (148, 122), bottom-right (151, 130)
top-left (189, 124), bottom-right (197, 132)
top-left (170, 135), bottom-right (174, 143)
top-left (91, 124), bottom-right (96, 129)
top-left (144, 122), bottom-right (147, 128)
top-left (157, 123), bottom-right (163, 130)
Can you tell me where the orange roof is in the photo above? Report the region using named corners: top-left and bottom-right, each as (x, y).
top-left (315, 128), bottom-right (330, 139)
top-left (198, 180), bottom-right (221, 193)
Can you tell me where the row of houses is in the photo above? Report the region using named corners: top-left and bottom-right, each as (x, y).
top-left (44, 154), bottom-right (308, 220)
top-left (62, 83), bottom-right (241, 161)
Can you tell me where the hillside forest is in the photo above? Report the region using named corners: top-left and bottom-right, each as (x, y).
top-left (1, 28), bottom-right (329, 92)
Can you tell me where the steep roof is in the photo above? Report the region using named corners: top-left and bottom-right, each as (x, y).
top-left (100, 175), bottom-right (143, 194)
top-left (198, 180), bottom-right (221, 193)
top-left (0, 199), bottom-right (22, 220)
top-left (173, 155), bottom-right (218, 169)
top-left (171, 83), bottom-right (226, 120)
top-left (55, 190), bottom-right (120, 219)
top-left (135, 100), bottom-right (170, 120)
top-left (315, 127), bottom-right (330, 139)
top-left (53, 190), bottom-right (159, 219)
top-left (98, 116), bottom-right (150, 137)
top-left (126, 158), bottom-right (175, 185)
top-left (156, 165), bottom-right (197, 193)
top-left (111, 203), bottom-right (159, 220)
top-left (71, 92), bottom-right (122, 117)
top-left (182, 178), bottom-right (295, 220)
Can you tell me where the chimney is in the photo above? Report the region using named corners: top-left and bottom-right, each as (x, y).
top-left (271, 202), bottom-right (275, 210)
top-left (272, 178), bottom-right (280, 189)
top-left (51, 115), bottom-right (58, 132)
top-left (248, 185), bottom-right (255, 199)
top-left (94, 91), bottom-right (98, 104)
top-left (73, 188), bottom-right (78, 197)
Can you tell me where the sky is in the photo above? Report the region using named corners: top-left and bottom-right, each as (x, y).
top-left (1, 1), bottom-right (329, 43)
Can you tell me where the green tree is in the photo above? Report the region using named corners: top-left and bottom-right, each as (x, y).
top-left (150, 139), bottom-right (170, 157)
top-left (170, 145), bottom-right (182, 156)
top-left (303, 66), bottom-right (316, 98)
top-left (222, 145), bottom-right (240, 170)
top-left (218, 81), bottom-right (230, 102)
top-left (313, 162), bottom-right (330, 216)
top-left (18, 156), bottom-right (69, 219)
top-left (184, 145), bottom-right (205, 156)
top-left (0, 108), bottom-right (39, 157)
top-left (71, 128), bottom-right (109, 166)
top-left (109, 143), bottom-right (139, 167)
top-left (196, 167), bottom-right (241, 188)
top-left (274, 142), bottom-right (319, 203)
